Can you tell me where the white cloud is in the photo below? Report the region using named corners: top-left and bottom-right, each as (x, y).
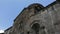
top-left (0, 30), bottom-right (4, 33)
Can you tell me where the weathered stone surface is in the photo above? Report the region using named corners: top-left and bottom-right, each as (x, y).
top-left (4, 0), bottom-right (60, 34)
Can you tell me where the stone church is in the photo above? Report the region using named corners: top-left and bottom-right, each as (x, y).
top-left (4, 0), bottom-right (60, 34)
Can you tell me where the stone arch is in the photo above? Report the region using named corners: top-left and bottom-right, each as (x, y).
top-left (28, 3), bottom-right (44, 9)
top-left (28, 3), bottom-right (44, 13)
top-left (30, 20), bottom-right (46, 34)
top-left (31, 23), bottom-right (46, 34)
top-left (31, 23), bottom-right (40, 31)
top-left (30, 20), bottom-right (40, 27)
top-left (31, 23), bottom-right (40, 34)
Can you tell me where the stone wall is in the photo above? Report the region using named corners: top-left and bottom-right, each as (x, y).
top-left (4, 0), bottom-right (60, 34)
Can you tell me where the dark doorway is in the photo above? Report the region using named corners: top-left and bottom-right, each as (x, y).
top-left (31, 23), bottom-right (40, 34)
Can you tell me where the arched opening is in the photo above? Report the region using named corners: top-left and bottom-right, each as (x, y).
top-left (31, 23), bottom-right (40, 34)
top-left (31, 23), bottom-right (46, 34)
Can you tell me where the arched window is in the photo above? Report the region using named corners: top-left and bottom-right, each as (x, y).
top-left (31, 23), bottom-right (46, 34)
top-left (31, 23), bottom-right (40, 34)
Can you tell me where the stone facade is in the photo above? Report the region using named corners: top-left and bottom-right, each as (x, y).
top-left (4, 0), bottom-right (60, 34)
top-left (4, 27), bottom-right (13, 34)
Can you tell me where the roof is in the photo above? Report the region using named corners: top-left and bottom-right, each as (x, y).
top-left (14, 1), bottom-right (57, 22)
top-left (5, 26), bottom-right (12, 31)
top-left (28, 3), bottom-right (44, 9)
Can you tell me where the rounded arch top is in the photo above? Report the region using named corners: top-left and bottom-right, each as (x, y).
top-left (28, 3), bottom-right (44, 9)
top-left (30, 20), bottom-right (40, 27)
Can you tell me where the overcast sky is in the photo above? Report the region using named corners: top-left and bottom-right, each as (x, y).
top-left (0, 0), bottom-right (56, 32)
